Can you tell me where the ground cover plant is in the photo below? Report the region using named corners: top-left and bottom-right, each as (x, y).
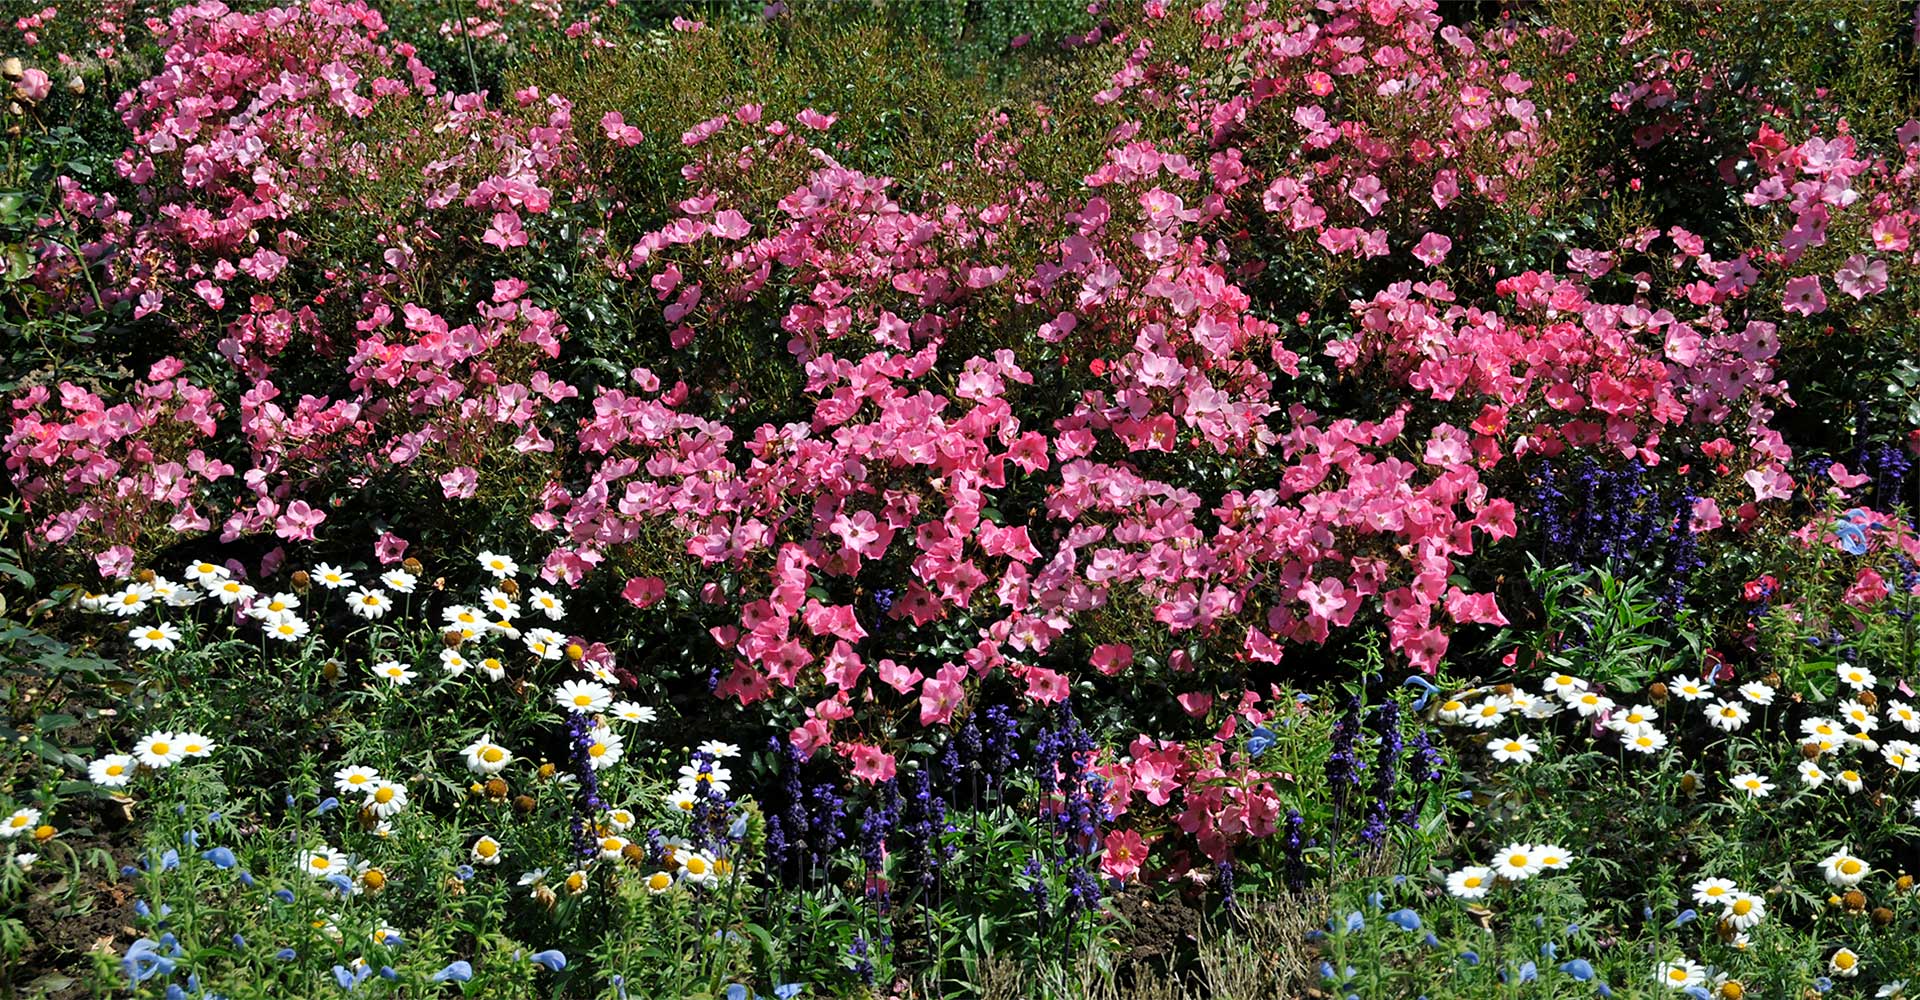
top-left (8, 0), bottom-right (1920, 997)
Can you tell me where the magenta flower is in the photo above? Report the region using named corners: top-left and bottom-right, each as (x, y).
top-left (1782, 274), bottom-right (1827, 315)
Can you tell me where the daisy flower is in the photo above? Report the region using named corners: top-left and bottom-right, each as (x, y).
top-left (1803, 717), bottom-right (1844, 741)
top-left (1821, 848), bottom-right (1870, 887)
top-left (583, 728), bottom-right (624, 771)
top-left (133, 732), bottom-right (185, 769)
top-left (89, 754), bottom-right (135, 787)
top-left (1623, 729), bottom-right (1669, 754)
top-left (1605, 704), bottom-right (1659, 736)
top-left (596, 835), bottom-right (629, 861)
top-left (176, 733), bottom-right (215, 757)
top-left (471, 835), bottom-right (503, 866)
top-left (1729, 772), bottom-right (1772, 798)
top-left (299, 846), bottom-right (351, 878)
top-left (1721, 892), bottom-right (1765, 930)
top-left (249, 592), bottom-right (301, 619)
top-left (440, 649), bottom-right (470, 676)
top-left (1543, 673), bottom-right (1587, 700)
top-left (264, 616), bottom-right (311, 643)
top-left (2, 808), bottom-right (41, 838)
top-left (107, 584), bottom-right (155, 617)
top-left (1492, 843), bottom-right (1542, 881)
top-left (477, 551), bottom-right (518, 578)
top-left (312, 564), bottom-right (357, 590)
top-left (129, 622), bottom-right (182, 652)
top-left (362, 780), bottom-right (408, 819)
top-left (524, 628), bottom-right (565, 660)
top-left (1799, 760), bottom-right (1828, 788)
top-left (1569, 690), bottom-right (1615, 718)
top-left (1436, 697), bottom-right (1471, 725)
top-left (610, 702), bottom-right (657, 724)
top-left (1838, 663), bottom-right (1877, 690)
top-left (442, 605), bottom-right (487, 636)
top-left (666, 789), bottom-right (699, 812)
top-left (681, 851), bottom-right (716, 884)
top-left (1888, 700), bottom-right (1920, 733)
top-left (645, 870), bottom-right (675, 893)
top-left (1691, 877), bottom-right (1738, 908)
top-left (334, 766), bottom-right (382, 796)
top-left (698, 740), bottom-right (742, 759)
top-left (1840, 698), bottom-right (1878, 730)
top-left (606, 808), bottom-right (637, 833)
top-left (1830, 947), bottom-right (1862, 978)
top-left (487, 617), bottom-right (521, 640)
top-left (463, 735), bottom-right (512, 775)
top-left (1523, 697), bottom-right (1562, 720)
top-left (1530, 844), bottom-right (1571, 870)
top-left (1668, 675), bottom-right (1712, 701)
top-left (1446, 865), bottom-right (1493, 899)
top-left (1468, 695), bottom-right (1514, 729)
top-left (347, 589), bottom-right (392, 620)
top-left (1737, 681), bottom-right (1775, 705)
top-left (211, 579), bottom-right (256, 606)
top-left (1837, 768), bottom-right (1865, 793)
top-left (380, 570), bottom-right (417, 594)
top-left (554, 679), bottom-right (613, 714)
top-left (372, 661), bottom-right (415, 686)
top-left (479, 588), bottom-right (519, 618)
top-left (160, 581), bottom-right (202, 607)
top-left (476, 657), bottom-right (506, 681)
top-left (1488, 735), bottom-right (1539, 764)
top-left (528, 589), bottom-right (565, 621)
top-left (677, 762), bottom-right (733, 793)
top-left (1654, 958), bottom-right (1706, 989)
top-left (1707, 700), bottom-right (1750, 732)
top-left (1885, 740), bottom-right (1920, 772)
top-left (184, 561), bottom-right (231, 586)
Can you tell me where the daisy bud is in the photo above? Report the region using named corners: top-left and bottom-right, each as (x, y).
top-left (1898, 874), bottom-right (1915, 893)
top-left (1801, 742), bottom-right (1823, 759)
top-left (1763, 672), bottom-right (1781, 688)
top-left (513, 795), bottom-right (535, 813)
top-left (137, 568), bottom-right (156, 583)
top-left (538, 762), bottom-right (557, 779)
top-left (321, 659), bottom-right (340, 682)
top-left (32, 824), bottom-right (54, 842)
top-left (1679, 773), bottom-right (1698, 795)
top-left (362, 869), bottom-right (387, 891)
top-left (1647, 682), bottom-right (1668, 704)
top-left (564, 871), bottom-right (587, 894)
top-left (1494, 683), bottom-right (1514, 696)
top-left (1843, 889), bottom-right (1867, 911)
top-left (469, 782), bottom-right (485, 796)
top-left (403, 557), bottom-right (423, 576)
top-left (621, 844), bottom-right (648, 865)
top-left (291, 570), bottom-right (311, 593)
top-left (1860, 691), bottom-right (1879, 709)
top-left (566, 643), bottom-right (584, 661)
top-left (1720, 982), bottom-right (1744, 1000)
top-left (1873, 906), bottom-right (1894, 926)
top-left (532, 884), bottom-right (557, 908)
top-left (501, 579), bottom-right (520, 597)
top-left (485, 778), bottom-right (509, 800)
top-left (442, 630), bottom-right (464, 649)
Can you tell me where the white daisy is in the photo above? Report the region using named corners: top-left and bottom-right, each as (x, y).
top-left (1707, 700), bottom-right (1750, 732)
top-left (477, 551), bottom-right (518, 578)
top-left (610, 701), bottom-right (657, 724)
top-left (475, 657), bottom-right (507, 682)
top-left (1837, 768), bottom-right (1866, 793)
top-left (1691, 877), bottom-right (1739, 908)
top-left (334, 766), bottom-right (382, 796)
top-left (211, 579), bottom-right (257, 606)
top-left (380, 570), bottom-right (418, 594)
top-left (1830, 946), bottom-right (1863, 978)
top-left (463, 735), bottom-right (513, 775)
top-left (1838, 663), bottom-right (1877, 690)
top-left (1885, 740), bottom-right (1920, 772)
top-left (1799, 760), bottom-right (1828, 788)
top-left (582, 728), bottom-right (624, 771)
top-left (107, 584), bottom-right (155, 617)
top-left (1888, 700), bottom-right (1920, 733)
top-left (471, 835), bottom-right (504, 866)
top-left (312, 564), bottom-right (357, 590)
top-left (440, 649), bottom-right (470, 676)
top-left (596, 835), bottom-right (629, 861)
top-left (264, 616), bottom-right (311, 643)
top-left (1468, 695), bottom-right (1514, 729)
top-left (362, 780), bottom-right (408, 818)
top-left (89, 754), bottom-right (135, 787)
top-left (347, 588), bottom-right (392, 620)
top-left (299, 846), bottom-right (351, 878)
top-left (248, 592), bottom-right (301, 619)
top-left (372, 661), bottom-right (415, 686)
top-left (1446, 865), bottom-right (1493, 899)
top-left (1623, 728), bottom-right (1669, 754)
top-left (175, 733), bottom-right (215, 757)
top-left (1569, 690), bottom-right (1614, 718)
top-left (1530, 844), bottom-right (1571, 870)
top-left (697, 740), bottom-right (742, 759)
top-left (606, 808), bottom-right (637, 833)
top-left (554, 679), bottom-right (612, 713)
top-left (129, 622), bottom-right (182, 652)
top-left (1729, 772), bottom-right (1772, 798)
top-left (524, 627), bottom-right (565, 660)
top-left (1488, 734), bottom-right (1539, 764)
top-left (528, 588), bottom-right (565, 621)
top-left (1654, 958), bottom-right (1706, 989)
top-left (1543, 673), bottom-right (1587, 700)
top-left (133, 732), bottom-right (185, 769)
top-left (1821, 848), bottom-right (1870, 887)
top-left (1721, 891), bottom-right (1765, 930)
top-left (1840, 698), bottom-right (1879, 731)
top-left (1668, 674), bottom-right (1713, 701)
top-left (1737, 681), bottom-right (1775, 705)
top-left (184, 561), bottom-right (232, 586)
top-left (1491, 843), bottom-right (1542, 881)
top-left (1, 808), bottom-right (42, 838)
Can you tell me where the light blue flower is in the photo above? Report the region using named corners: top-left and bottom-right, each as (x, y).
top-left (529, 950), bottom-right (567, 971)
top-left (201, 847), bottom-right (237, 869)
top-left (1386, 908), bottom-right (1421, 931)
top-left (1246, 726), bottom-right (1276, 757)
top-left (429, 961), bottom-right (473, 984)
top-left (1558, 958), bottom-right (1594, 981)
